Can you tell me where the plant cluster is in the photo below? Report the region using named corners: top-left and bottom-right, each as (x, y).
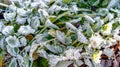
top-left (0, 0), bottom-right (120, 67)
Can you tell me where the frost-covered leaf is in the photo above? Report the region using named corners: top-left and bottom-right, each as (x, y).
top-left (35, 33), bottom-right (48, 44)
top-left (77, 30), bottom-right (88, 44)
top-left (17, 8), bottom-right (30, 16)
top-left (0, 36), bottom-right (6, 49)
top-left (38, 9), bottom-right (49, 18)
top-left (30, 2), bottom-right (39, 8)
top-left (75, 60), bottom-right (83, 66)
top-left (56, 30), bottom-right (66, 44)
top-left (20, 37), bottom-right (27, 46)
top-left (66, 22), bottom-right (77, 31)
top-left (48, 55), bottom-right (60, 67)
top-left (103, 48), bottom-right (114, 58)
top-left (38, 49), bottom-right (48, 59)
top-left (4, 12), bottom-right (16, 22)
top-left (45, 19), bottom-right (59, 29)
top-left (7, 45), bottom-right (19, 56)
top-left (45, 45), bottom-right (63, 54)
top-left (56, 60), bottom-right (73, 67)
top-left (70, 5), bottom-right (78, 13)
top-left (94, 17), bottom-right (104, 31)
top-left (9, 58), bottom-right (17, 67)
top-left (48, 5), bottom-right (62, 14)
top-left (84, 58), bottom-right (93, 67)
top-left (18, 25), bottom-right (35, 35)
top-left (107, 0), bottom-right (119, 8)
top-left (84, 15), bottom-right (95, 23)
top-left (2, 26), bottom-right (14, 36)
top-left (83, 23), bottom-right (93, 36)
top-left (6, 36), bottom-right (20, 48)
top-left (69, 18), bottom-right (81, 24)
top-left (0, 22), bottom-right (5, 32)
top-left (16, 16), bottom-right (26, 24)
top-left (28, 16), bottom-right (40, 29)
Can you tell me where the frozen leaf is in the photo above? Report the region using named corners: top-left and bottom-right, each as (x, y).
top-left (16, 16), bottom-right (26, 24)
top-left (66, 22), bottom-right (77, 31)
top-left (48, 5), bottom-right (62, 14)
top-left (69, 18), bottom-right (81, 24)
top-left (30, 2), bottom-right (39, 8)
top-left (94, 17), bottom-right (104, 31)
top-left (84, 15), bottom-right (95, 23)
top-left (70, 5), bottom-right (78, 13)
top-left (48, 55), bottom-right (61, 67)
top-left (6, 36), bottom-right (20, 48)
top-left (9, 58), bottom-right (17, 67)
top-left (83, 23), bottom-right (93, 36)
top-left (84, 58), bottom-right (93, 67)
top-left (17, 8), bottom-right (30, 16)
top-left (38, 9), bottom-right (49, 18)
top-left (103, 48), bottom-right (114, 58)
top-left (7, 45), bottom-right (19, 56)
top-left (35, 33), bottom-right (48, 44)
top-left (75, 60), bottom-right (83, 66)
top-left (0, 22), bottom-right (5, 32)
top-left (29, 16), bottom-right (40, 29)
top-left (20, 37), bottom-right (27, 46)
top-left (107, 0), bottom-right (119, 8)
top-left (56, 60), bottom-right (73, 67)
top-left (45, 19), bottom-right (59, 29)
top-left (4, 12), bottom-right (16, 21)
top-left (38, 49), bottom-right (48, 59)
top-left (18, 25), bottom-right (35, 35)
top-left (56, 30), bottom-right (66, 44)
top-left (0, 36), bottom-right (6, 49)
top-left (77, 30), bottom-right (88, 44)
top-left (2, 26), bottom-right (14, 36)
top-left (45, 45), bottom-right (63, 54)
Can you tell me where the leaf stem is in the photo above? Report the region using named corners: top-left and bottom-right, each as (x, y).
top-left (0, 3), bottom-right (9, 7)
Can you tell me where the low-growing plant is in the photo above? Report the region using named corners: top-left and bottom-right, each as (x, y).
top-left (0, 0), bottom-right (120, 67)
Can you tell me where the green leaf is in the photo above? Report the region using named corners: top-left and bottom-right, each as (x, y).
top-left (62, 0), bottom-right (71, 4)
top-left (33, 57), bottom-right (49, 67)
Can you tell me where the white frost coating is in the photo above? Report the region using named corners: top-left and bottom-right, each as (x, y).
top-left (18, 25), bottom-right (35, 35)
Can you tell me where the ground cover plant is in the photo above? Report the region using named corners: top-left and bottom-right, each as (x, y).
top-left (0, 0), bottom-right (120, 67)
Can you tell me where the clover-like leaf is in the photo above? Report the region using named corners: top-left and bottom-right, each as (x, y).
top-left (18, 25), bottom-right (35, 35)
top-left (7, 45), bottom-right (19, 56)
top-left (16, 16), bottom-right (26, 24)
top-left (6, 36), bottom-right (20, 48)
top-left (9, 58), bottom-right (17, 67)
top-left (2, 26), bottom-right (14, 36)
